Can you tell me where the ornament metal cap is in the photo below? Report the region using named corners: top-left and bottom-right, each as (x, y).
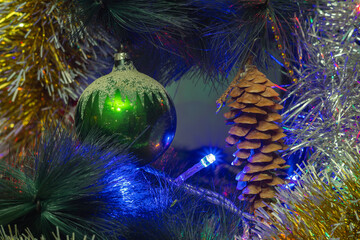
top-left (114, 44), bottom-right (130, 61)
top-left (114, 52), bottom-right (130, 61)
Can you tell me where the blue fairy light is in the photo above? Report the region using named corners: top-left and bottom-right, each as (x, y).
top-left (174, 153), bottom-right (217, 184)
top-left (200, 154), bottom-right (216, 167)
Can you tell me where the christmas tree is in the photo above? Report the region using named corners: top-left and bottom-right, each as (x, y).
top-left (1, 0), bottom-right (360, 239)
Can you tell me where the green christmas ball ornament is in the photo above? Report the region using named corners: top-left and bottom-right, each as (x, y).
top-left (75, 51), bottom-right (176, 166)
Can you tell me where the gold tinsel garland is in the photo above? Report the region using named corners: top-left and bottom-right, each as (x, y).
top-left (0, 0), bottom-right (114, 157)
top-left (252, 144), bottom-right (360, 240)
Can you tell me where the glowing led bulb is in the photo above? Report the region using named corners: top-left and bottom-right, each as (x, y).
top-left (174, 154), bottom-right (217, 184)
top-left (200, 154), bottom-right (216, 167)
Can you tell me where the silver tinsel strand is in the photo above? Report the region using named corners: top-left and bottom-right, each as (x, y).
top-left (282, 0), bottom-right (360, 168)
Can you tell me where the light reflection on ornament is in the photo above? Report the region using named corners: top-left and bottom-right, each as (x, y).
top-left (163, 133), bottom-right (174, 147)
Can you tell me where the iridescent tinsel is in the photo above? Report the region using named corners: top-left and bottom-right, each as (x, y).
top-left (252, 142), bottom-right (360, 239)
top-left (282, 0), bottom-right (360, 168)
top-left (0, 0), bottom-right (114, 157)
top-left (250, 2), bottom-right (360, 238)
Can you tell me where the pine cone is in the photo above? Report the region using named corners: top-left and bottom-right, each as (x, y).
top-left (224, 64), bottom-right (289, 212)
